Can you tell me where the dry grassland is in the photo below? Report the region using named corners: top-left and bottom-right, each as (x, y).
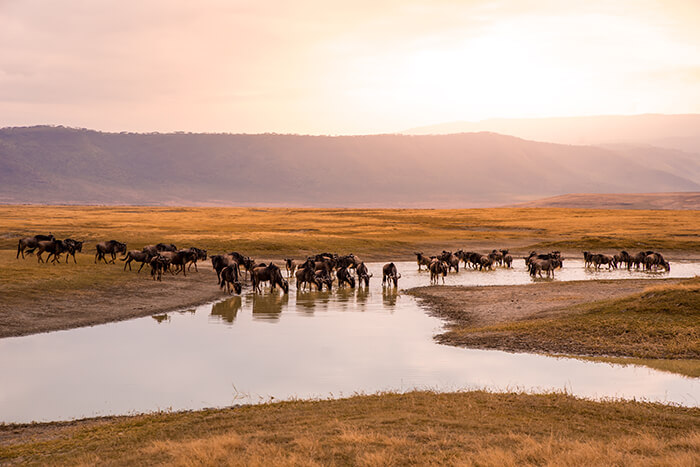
top-left (1, 391), bottom-right (698, 466)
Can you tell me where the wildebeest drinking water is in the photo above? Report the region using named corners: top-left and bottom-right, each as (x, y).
top-left (356, 262), bottom-right (373, 287)
top-left (219, 265), bottom-right (243, 294)
top-left (382, 262), bottom-right (401, 287)
top-left (95, 240), bottom-right (127, 264)
top-left (251, 263), bottom-right (289, 294)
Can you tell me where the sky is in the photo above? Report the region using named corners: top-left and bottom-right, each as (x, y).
top-left (1, 0), bottom-right (699, 134)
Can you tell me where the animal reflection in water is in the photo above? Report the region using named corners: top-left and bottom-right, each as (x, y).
top-left (383, 287), bottom-right (398, 307)
top-left (251, 292), bottom-right (289, 321)
top-left (211, 296), bottom-right (242, 324)
top-left (151, 313), bottom-right (170, 324)
top-left (295, 290), bottom-right (332, 312)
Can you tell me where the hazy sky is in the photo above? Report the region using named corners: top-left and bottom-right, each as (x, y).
top-left (1, 0), bottom-right (699, 134)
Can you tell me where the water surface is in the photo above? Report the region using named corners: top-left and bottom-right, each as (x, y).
top-left (0, 260), bottom-right (697, 423)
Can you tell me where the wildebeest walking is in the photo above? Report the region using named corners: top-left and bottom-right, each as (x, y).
top-left (16, 234), bottom-right (54, 259)
top-left (121, 250), bottom-right (154, 272)
top-left (36, 239), bottom-right (67, 264)
top-left (95, 240), bottom-right (127, 264)
top-left (63, 238), bottom-right (83, 263)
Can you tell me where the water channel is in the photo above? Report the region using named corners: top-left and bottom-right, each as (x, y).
top-left (0, 260), bottom-right (697, 423)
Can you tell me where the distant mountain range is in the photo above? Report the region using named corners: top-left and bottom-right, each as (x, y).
top-left (0, 125), bottom-right (698, 208)
top-left (405, 114), bottom-right (700, 153)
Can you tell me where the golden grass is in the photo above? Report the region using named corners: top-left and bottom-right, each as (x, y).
top-left (445, 277), bottom-right (700, 360)
top-left (1, 205), bottom-right (698, 259)
top-left (2, 391), bottom-right (698, 466)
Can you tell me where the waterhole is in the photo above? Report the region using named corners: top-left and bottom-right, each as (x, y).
top-left (0, 260), bottom-right (697, 423)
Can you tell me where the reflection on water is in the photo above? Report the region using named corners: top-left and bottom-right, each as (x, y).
top-left (0, 260), bottom-right (698, 423)
top-left (152, 313), bottom-right (170, 324)
top-left (251, 293), bottom-right (288, 321)
top-left (211, 296), bottom-right (242, 324)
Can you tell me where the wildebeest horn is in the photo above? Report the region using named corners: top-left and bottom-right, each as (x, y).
top-left (397, 273), bottom-right (402, 278)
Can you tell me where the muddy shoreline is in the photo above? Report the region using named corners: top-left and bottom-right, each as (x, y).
top-left (0, 268), bottom-right (227, 339)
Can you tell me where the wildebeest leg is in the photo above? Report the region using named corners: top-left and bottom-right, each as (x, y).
top-left (137, 261), bottom-right (146, 273)
top-left (124, 258), bottom-right (130, 271)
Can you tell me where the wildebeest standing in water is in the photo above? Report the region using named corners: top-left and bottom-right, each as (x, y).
top-left (95, 240), bottom-right (127, 264)
top-left (219, 265), bottom-right (243, 294)
top-left (382, 262), bottom-right (401, 288)
top-left (285, 258), bottom-right (297, 278)
top-left (251, 263), bottom-right (289, 294)
top-left (16, 234), bottom-right (54, 259)
top-left (356, 262), bottom-right (372, 287)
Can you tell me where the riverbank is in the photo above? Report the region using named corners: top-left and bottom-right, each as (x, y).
top-left (409, 277), bottom-right (700, 362)
top-left (0, 250), bottom-right (226, 338)
top-left (1, 391), bottom-right (697, 465)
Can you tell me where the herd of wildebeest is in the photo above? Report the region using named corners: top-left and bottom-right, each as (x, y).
top-left (15, 234), bottom-right (672, 294)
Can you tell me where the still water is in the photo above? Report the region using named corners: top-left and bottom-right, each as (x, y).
top-left (0, 260), bottom-right (698, 423)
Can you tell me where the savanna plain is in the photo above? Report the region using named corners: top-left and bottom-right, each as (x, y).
top-left (1, 205), bottom-right (699, 465)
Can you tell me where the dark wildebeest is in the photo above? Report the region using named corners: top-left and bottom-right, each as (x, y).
top-left (162, 250), bottom-right (194, 276)
top-left (592, 254), bottom-right (616, 270)
top-left (479, 256), bottom-right (494, 271)
top-left (529, 258), bottom-right (562, 278)
top-left (219, 265), bottom-right (243, 294)
top-left (63, 238), bottom-right (83, 263)
top-left (121, 250), bottom-right (154, 272)
top-left (467, 252), bottom-right (485, 269)
top-left (414, 252), bottom-right (433, 271)
top-left (314, 270), bottom-right (334, 291)
top-left (149, 255), bottom-right (171, 281)
top-left (229, 252), bottom-right (255, 279)
top-left (429, 259), bottom-right (448, 284)
top-left (356, 262), bottom-right (372, 287)
top-left (251, 263), bottom-right (289, 294)
top-left (95, 240), bottom-right (127, 264)
top-left (336, 254), bottom-right (359, 270)
top-left (382, 262), bottom-right (401, 288)
top-left (644, 252), bottom-right (670, 272)
top-left (488, 249), bottom-right (504, 266)
top-left (295, 266), bottom-right (319, 291)
top-left (336, 266), bottom-right (356, 288)
top-left (16, 234), bottom-right (55, 259)
top-left (36, 239), bottom-right (67, 264)
top-left (502, 251), bottom-right (513, 268)
top-left (211, 254), bottom-right (239, 284)
top-left (156, 243), bottom-right (178, 252)
top-left (440, 251), bottom-right (460, 273)
top-left (185, 247), bottom-right (207, 272)
top-left (284, 258), bottom-right (297, 278)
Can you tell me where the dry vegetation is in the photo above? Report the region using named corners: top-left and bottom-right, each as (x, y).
top-left (425, 277), bottom-right (700, 361)
top-left (1, 391), bottom-right (698, 466)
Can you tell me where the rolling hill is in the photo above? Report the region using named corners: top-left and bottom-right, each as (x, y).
top-left (0, 126), bottom-right (698, 207)
top-left (406, 114), bottom-right (700, 154)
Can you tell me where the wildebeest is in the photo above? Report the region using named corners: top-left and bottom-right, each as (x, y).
top-left (414, 252), bottom-right (433, 271)
top-left (592, 254), bottom-right (617, 270)
top-left (295, 266), bottom-right (319, 291)
top-left (16, 234), bottom-right (54, 259)
top-left (429, 259), bottom-right (448, 284)
top-left (63, 238), bottom-right (83, 263)
top-left (356, 262), bottom-right (373, 287)
top-left (159, 250), bottom-right (193, 276)
top-left (382, 262), bottom-right (401, 288)
top-left (284, 258), bottom-right (297, 278)
top-left (488, 249), bottom-right (503, 266)
top-left (185, 247), bottom-right (207, 272)
top-left (643, 252), bottom-right (670, 272)
top-left (479, 256), bottom-right (494, 271)
top-left (439, 251), bottom-right (460, 273)
top-left (156, 243), bottom-right (178, 252)
top-left (36, 239), bottom-right (67, 264)
top-left (211, 254), bottom-right (239, 284)
top-left (228, 252), bottom-right (255, 279)
top-left (149, 255), bottom-right (170, 281)
top-left (336, 266), bottom-right (356, 288)
top-left (314, 270), bottom-right (334, 291)
top-left (121, 250), bottom-right (154, 272)
top-left (503, 252), bottom-right (513, 268)
top-left (95, 240), bottom-right (127, 264)
top-left (251, 263), bottom-right (289, 294)
top-left (219, 265), bottom-right (243, 294)
top-left (529, 257), bottom-right (563, 278)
